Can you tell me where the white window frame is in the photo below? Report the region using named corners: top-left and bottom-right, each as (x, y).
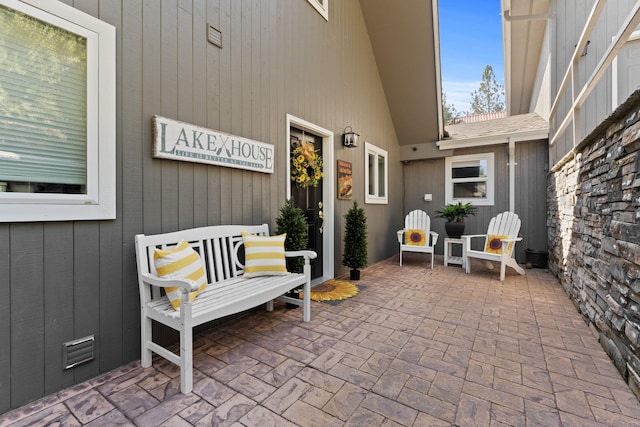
top-left (364, 142), bottom-right (388, 205)
top-left (445, 153), bottom-right (494, 206)
top-left (306, 0), bottom-right (328, 21)
top-left (0, 0), bottom-right (115, 222)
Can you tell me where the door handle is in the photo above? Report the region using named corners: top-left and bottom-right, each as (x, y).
top-left (318, 201), bottom-right (324, 234)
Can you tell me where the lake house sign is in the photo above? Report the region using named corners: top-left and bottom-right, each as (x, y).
top-left (153, 115), bottom-right (274, 173)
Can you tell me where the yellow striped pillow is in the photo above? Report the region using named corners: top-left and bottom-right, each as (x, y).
top-left (154, 240), bottom-right (207, 310)
top-left (241, 232), bottom-right (288, 278)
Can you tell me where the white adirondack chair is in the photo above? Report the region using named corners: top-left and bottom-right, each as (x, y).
top-left (397, 210), bottom-right (439, 269)
top-left (462, 211), bottom-right (525, 281)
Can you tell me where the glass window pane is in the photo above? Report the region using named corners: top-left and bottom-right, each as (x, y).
top-left (453, 182), bottom-right (486, 198)
top-left (377, 155), bottom-right (385, 197)
top-left (0, 5), bottom-right (87, 194)
top-left (368, 153), bottom-right (375, 195)
top-left (452, 159), bottom-right (487, 179)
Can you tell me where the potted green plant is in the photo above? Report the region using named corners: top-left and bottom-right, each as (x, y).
top-left (342, 201), bottom-right (368, 280)
top-left (275, 199), bottom-right (308, 307)
top-left (275, 199), bottom-right (308, 273)
top-left (435, 201), bottom-right (477, 238)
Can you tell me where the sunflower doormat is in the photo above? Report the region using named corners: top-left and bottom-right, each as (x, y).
top-left (300, 280), bottom-right (365, 304)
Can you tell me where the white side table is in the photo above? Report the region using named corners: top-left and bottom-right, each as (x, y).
top-left (444, 237), bottom-right (466, 268)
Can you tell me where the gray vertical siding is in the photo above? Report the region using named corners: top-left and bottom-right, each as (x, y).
top-left (0, 225), bottom-right (9, 408)
top-left (402, 141), bottom-right (548, 263)
top-left (550, 0), bottom-right (637, 166)
top-left (0, 0), bottom-right (405, 411)
top-left (515, 140), bottom-right (549, 259)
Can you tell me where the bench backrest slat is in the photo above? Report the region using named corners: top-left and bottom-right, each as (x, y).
top-left (135, 224), bottom-right (271, 303)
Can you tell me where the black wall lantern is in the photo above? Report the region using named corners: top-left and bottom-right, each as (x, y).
top-left (342, 126), bottom-right (359, 148)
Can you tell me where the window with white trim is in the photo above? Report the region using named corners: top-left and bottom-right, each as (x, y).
top-left (445, 153), bottom-right (494, 206)
top-left (306, 0), bottom-right (328, 21)
top-left (365, 142), bottom-right (388, 204)
top-left (0, 0), bottom-right (115, 222)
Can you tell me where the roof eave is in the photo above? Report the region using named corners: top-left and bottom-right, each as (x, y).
top-left (436, 128), bottom-right (549, 150)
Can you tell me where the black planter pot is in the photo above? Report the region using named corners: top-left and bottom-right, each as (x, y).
top-left (444, 221), bottom-right (465, 239)
top-left (350, 269), bottom-right (361, 280)
top-left (285, 289), bottom-right (300, 309)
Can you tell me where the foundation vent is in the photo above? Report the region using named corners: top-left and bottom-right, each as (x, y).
top-left (207, 24), bottom-right (222, 48)
top-left (63, 335), bottom-right (95, 370)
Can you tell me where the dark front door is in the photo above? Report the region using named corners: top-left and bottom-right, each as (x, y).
top-left (290, 127), bottom-right (323, 280)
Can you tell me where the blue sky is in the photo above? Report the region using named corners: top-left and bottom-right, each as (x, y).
top-left (439, 1), bottom-right (504, 115)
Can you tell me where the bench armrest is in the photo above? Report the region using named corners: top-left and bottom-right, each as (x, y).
top-left (285, 250), bottom-right (318, 260)
top-left (139, 272), bottom-right (200, 292)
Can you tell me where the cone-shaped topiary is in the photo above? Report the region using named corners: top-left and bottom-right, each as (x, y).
top-left (275, 198), bottom-right (308, 273)
top-left (342, 201), bottom-right (367, 279)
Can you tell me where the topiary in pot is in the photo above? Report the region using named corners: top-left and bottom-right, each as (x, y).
top-left (275, 199), bottom-right (308, 307)
top-left (342, 201), bottom-right (368, 280)
top-left (275, 198), bottom-right (308, 274)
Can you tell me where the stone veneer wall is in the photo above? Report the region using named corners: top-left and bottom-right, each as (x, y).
top-left (547, 90), bottom-right (640, 397)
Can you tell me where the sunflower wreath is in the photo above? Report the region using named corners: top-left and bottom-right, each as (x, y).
top-left (291, 140), bottom-right (323, 189)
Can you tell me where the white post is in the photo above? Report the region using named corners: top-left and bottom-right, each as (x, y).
top-left (303, 258), bottom-right (311, 322)
top-left (508, 138), bottom-right (515, 213)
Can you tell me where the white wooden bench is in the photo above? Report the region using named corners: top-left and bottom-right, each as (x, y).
top-left (134, 224), bottom-right (316, 394)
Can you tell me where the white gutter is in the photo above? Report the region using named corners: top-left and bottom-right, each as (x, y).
top-left (436, 128), bottom-right (549, 150)
top-left (509, 138), bottom-right (516, 212)
top-left (433, 0), bottom-right (444, 141)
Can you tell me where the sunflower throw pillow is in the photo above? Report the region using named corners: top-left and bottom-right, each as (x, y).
top-left (485, 234), bottom-right (513, 255)
top-left (405, 229), bottom-right (426, 246)
top-left (154, 240), bottom-right (208, 310)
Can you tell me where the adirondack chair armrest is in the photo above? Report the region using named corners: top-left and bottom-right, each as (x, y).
top-left (462, 234), bottom-right (486, 243)
top-left (430, 231), bottom-right (439, 246)
top-left (285, 250), bottom-right (318, 260)
top-left (499, 237), bottom-right (522, 256)
top-left (396, 229), bottom-right (405, 244)
top-left (140, 272), bottom-right (201, 293)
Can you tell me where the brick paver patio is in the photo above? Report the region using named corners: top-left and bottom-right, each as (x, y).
top-left (2, 254), bottom-right (640, 426)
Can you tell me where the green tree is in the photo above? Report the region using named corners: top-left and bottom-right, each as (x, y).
top-left (342, 201), bottom-right (368, 273)
top-left (470, 65), bottom-right (505, 114)
top-left (275, 199), bottom-right (308, 273)
top-left (442, 92), bottom-right (458, 124)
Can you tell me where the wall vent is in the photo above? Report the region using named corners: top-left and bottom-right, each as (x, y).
top-left (63, 335), bottom-right (95, 370)
top-left (207, 24), bottom-right (222, 48)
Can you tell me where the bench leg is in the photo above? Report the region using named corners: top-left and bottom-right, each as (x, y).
top-left (141, 312), bottom-right (152, 368)
top-left (266, 300), bottom-right (274, 312)
top-left (303, 263), bottom-right (311, 322)
top-left (180, 303), bottom-right (194, 394)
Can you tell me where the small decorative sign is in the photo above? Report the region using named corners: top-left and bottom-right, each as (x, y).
top-left (337, 160), bottom-right (352, 200)
top-left (152, 115), bottom-right (274, 173)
